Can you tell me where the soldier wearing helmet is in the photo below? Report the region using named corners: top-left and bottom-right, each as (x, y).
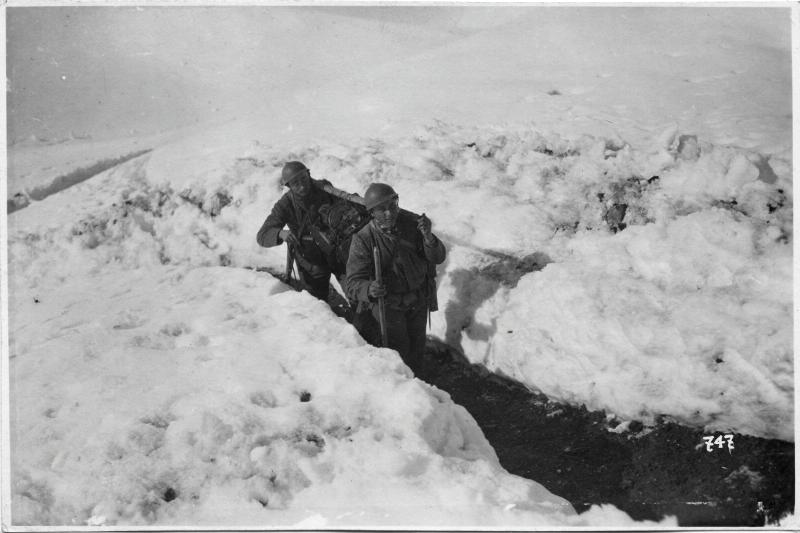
top-left (256, 161), bottom-right (337, 301)
top-left (345, 183), bottom-right (447, 377)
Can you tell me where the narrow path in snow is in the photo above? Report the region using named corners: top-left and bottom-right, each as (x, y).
top-left (7, 149), bottom-right (152, 214)
top-left (258, 265), bottom-right (793, 527)
top-left (421, 340), bottom-right (794, 527)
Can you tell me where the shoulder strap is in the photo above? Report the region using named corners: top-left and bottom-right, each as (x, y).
top-left (366, 222), bottom-right (393, 279)
top-left (290, 195), bottom-right (315, 237)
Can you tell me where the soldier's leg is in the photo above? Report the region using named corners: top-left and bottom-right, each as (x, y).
top-left (376, 307), bottom-right (411, 367)
top-left (353, 307), bottom-right (381, 347)
top-left (297, 267), bottom-right (330, 302)
top-left (405, 304), bottom-right (429, 377)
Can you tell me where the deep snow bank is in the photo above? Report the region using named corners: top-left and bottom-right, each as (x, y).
top-left (7, 122), bottom-right (792, 444)
top-left (424, 127), bottom-right (792, 441)
top-left (10, 265), bottom-right (591, 527)
top-left (487, 211), bottom-right (792, 437)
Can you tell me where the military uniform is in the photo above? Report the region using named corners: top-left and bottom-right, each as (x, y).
top-left (256, 179), bottom-right (336, 300)
top-left (346, 211), bottom-right (446, 375)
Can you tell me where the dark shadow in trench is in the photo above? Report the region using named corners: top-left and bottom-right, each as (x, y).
top-left (444, 251), bottom-right (552, 353)
top-left (421, 339), bottom-right (794, 527)
top-left (263, 254), bottom-right (794, 527)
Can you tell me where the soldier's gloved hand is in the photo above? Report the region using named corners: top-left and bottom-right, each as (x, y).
top-left (417, 213), bottom-right (434, 242)
top-left (368, 281), bottom-right (387, 299)
top-left (279, 229), bottom-right (299, 247)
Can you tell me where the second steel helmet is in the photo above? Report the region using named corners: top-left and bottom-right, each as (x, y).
top-left (363, 183), bottom-right (398, 211)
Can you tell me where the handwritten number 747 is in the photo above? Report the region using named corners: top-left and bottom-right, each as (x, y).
top-left (702, 434), bottom-right (734, 453)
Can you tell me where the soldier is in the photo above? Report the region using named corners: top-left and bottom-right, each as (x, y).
top-left (256, 161), bottom-right (337, 301)
top-left (345, 183), bottom-right (446, 377)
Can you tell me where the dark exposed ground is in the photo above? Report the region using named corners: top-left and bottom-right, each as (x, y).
top-left (273, 269), bottom-right (794, 527)
top-left (421, 339), bottom-right (794, 527)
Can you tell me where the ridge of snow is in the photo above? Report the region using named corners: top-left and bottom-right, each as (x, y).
top-left (11, 265), bottom-right (586, 526)
top-left (8, 121), bottom-right (792, 443)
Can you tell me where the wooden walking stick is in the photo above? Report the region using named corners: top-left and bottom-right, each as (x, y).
top-left (373, 245), bottom-right (388, 347)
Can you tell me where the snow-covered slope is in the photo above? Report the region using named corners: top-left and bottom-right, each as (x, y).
top-left (9, 118), bottom-right (792, 437)
top-left (5, 5), bottom-right (462, 203)
top-left (7, 7), bottom-right (791, 201)
top-left (295, 7), bottom-right (792, 154)
top-left (5, 4), bottom-right (792, 527)
top-left (11, 264), bottom-right (589, 527)
top-left (6, 133), bottom-right (682, 527)
top-left (7, 117), bottom-right (790, 525)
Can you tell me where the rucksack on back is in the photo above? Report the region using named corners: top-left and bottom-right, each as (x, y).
top-left (312, 199), bottom-right (370, 277)
top-left (307, 181), bottom-right (440, 311)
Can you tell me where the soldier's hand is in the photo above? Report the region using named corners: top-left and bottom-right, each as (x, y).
top-left (417, 213), bottom-right (433, 241)
top-left (279, 229), bottom-right (299, 247)
top-left (368, 281), bottom-right (387, 299)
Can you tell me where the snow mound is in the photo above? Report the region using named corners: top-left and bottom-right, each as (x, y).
top-left (488, 209), bottom-right (792, 438)
top-left (10, 265), bottom-right (586, 527)
top-left (8, 122), bottom-right (792, 448)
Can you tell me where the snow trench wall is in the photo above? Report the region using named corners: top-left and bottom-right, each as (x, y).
top-left (10, 263), bottom-right (591, 527)
top-left (7, 122), bottom-right (793, 441)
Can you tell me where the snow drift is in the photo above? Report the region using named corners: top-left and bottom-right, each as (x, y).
top-left (6, 124), bottom-right (698, 528)
top-left (11, 265), bottom-right (587, 527)
top-left (6, 5), bottom-right (791, 528)
top-left (9, 121), bottom-right (792, 441)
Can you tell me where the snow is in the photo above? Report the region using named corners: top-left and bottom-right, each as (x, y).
top-left (10, 265), bottom-right (593, 526)
top-left (487, 209), bottom-right (792, 438)
top-left (6, 128), bottom-right (196, 207)
top-left (4, 3), bottom-right (793, 528)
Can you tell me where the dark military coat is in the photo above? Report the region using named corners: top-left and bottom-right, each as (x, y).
top-left (346, 212), bottom-right (446, 311)
top-left (256, 180), bottom-right (334, 270)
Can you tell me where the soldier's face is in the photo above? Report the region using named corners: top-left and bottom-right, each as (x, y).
top-left (371, 197), bottom-right (399, 230)
top-left (287, 172), bottom-right (311, 198)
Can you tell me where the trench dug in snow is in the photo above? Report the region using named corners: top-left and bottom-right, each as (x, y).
top-left (420, 340), bottom-right (793, 526)
top-left (9, 126), bottom-right (793, 526)
top-left (256, 252), bottom-right (792, 528)
top-left (311, 273), bottom-right (789, 526)
top-left (7, 149), bottom-right (153, 214)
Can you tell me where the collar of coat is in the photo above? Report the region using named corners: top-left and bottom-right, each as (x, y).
top-left (290, 185), bottom-right (326, 211)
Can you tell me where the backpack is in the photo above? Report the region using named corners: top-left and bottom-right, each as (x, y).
top-left (311, 198), bottom-right (371, 277)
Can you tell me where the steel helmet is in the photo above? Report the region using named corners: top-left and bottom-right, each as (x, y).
top-left (280, 161), bottom-right (309, 186)
top-left (363, 183), bottom-right (398, 211)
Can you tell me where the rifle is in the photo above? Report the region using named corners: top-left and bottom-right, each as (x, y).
top-left (283, 242), bottom-right (295, 285)
top-left (373, 245), bottom-right (389, 347)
